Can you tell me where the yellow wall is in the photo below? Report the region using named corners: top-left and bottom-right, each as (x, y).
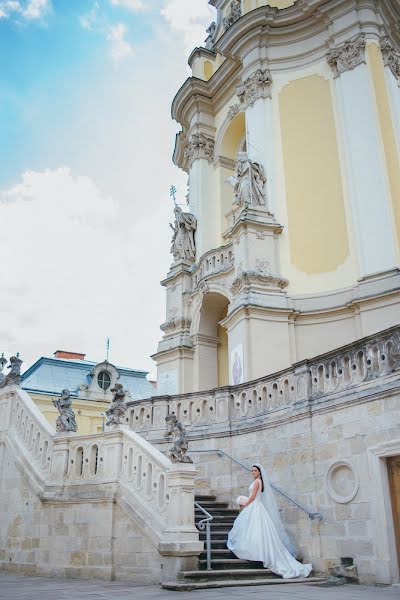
top-left (368, 43), bottom-right (400, 250)
top-left (32, 393), bottom-right (109, 434)
top-left (279, 75), bottom-right (349, 274)
top-left (220, 112), bottom-right (245, 160)
top-left (204, 60), bottom-right (213, 81)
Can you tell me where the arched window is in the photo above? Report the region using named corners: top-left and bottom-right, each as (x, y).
top-left (97, 370), bottom-right (111, 391)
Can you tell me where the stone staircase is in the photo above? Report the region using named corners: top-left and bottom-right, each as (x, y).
top-left (162, 494), bottom-right (325, 591)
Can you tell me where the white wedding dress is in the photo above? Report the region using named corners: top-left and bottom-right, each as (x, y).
top-left (227, 469), bottom-right (312, 579)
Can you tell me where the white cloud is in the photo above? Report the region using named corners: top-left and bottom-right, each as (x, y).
top-left (107, 22), bottom-right (134, 63)
top-left (79, 3), bottom-right (134, 64)
top-left (0, 0), bottom-right (50, 20)
top-left (161, 0), bottom-right (216, 56)
top-left (0, 168), bottom-right (147, 372)
top-left (110, 0), bottom-right (145, 11)
top-left (79, 1), bottom-right (100, 31)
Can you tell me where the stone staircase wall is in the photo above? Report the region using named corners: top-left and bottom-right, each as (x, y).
top-left (127, 326), bottom-right (400, 586)
top-left (0, 387), bottom-right (202, 582)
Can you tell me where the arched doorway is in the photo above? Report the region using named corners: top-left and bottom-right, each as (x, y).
top-left (194, 292), bottom-right (230, 391)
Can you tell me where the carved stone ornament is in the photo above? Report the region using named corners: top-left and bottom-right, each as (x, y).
top-left (380, 37), bottom-right (400, 80)
top-left (326, 461), bottom-right (359, 504)
top-left (183, 133), bottom-right (215, 170)
top-left (327, 35), bottom-right (366, 78)
top-left (236, 69), bottom-right (272, 109)
top-left (105, 383), bottom-right (127, 427)
top-left (161, 318), bottom-right (192, 335)
top-left (0, 355), bottom-right (23, 388)
top-left (228, 104), bottom-right (240, 121)
top-left (226, 152), bottom-right (266, 207)
top-left (53, 389), bottom-right (77, 433)
top-left (165, 415), bottom-right (193, 463)
top-left (222, 0), bottom-right (241, 30)
top-left (205, 21), bottom-right (216, 50)
top-left (170, 205), bottom-right (197, 262)
top-left (231, 270), bottom-right (289, 295)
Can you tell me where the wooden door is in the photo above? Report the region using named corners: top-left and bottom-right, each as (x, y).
top-left (388, 456), bottom-right (400, 571)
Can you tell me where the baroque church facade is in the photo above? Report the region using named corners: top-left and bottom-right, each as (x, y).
top-left (154, 0), bottom-right (400, 396)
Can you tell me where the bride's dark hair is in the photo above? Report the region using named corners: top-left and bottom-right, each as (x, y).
top-left (252, 465), bottom-right (264, 492)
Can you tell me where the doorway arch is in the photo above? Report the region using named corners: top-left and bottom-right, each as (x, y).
top-left (194, 292), bottom-right (230, 391)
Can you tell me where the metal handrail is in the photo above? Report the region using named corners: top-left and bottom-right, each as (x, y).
top-left (194, 501), bottom-right (213, 570)
top-left (191, 449), bottom-right (322, 521)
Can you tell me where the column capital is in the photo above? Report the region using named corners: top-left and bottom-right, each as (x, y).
top-left (183, 133), bottom-right (215, 171)
top-left (236, 68), bottom-right (272, 110)
top-left (380, 37), bottom-right (400, 80)
top-left (327, 34), bottom-right (366, 78)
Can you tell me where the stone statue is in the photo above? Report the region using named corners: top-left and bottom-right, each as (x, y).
top-left (205, 21), bottom-right (216, 50)
top-left (226, 152), bottom-right (266, 207)
top-left (165, 415), bottom-right (193, 464)
top-left (223, 0), bottom-right (241, 30)
top-left (53, 389), bottom-right (77, 433)
top-left (105, 383), bottom-right (127, 426)
top-left (0, 355), bottom-right (23, 388)
top-left (0, 354), bottom-right (7, 386)
top-left (170, 205), bottom-right (197, 262)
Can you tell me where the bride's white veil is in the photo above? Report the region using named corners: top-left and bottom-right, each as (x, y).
top-left (253, 463), bottom-right (296, 556)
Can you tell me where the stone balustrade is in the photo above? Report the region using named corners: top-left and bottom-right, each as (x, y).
top-left (127, 326), bottom-right (400, 438)
top-left (191, 243), bottom-right (234, 290)
top-left (0, 387), bottom-right (200, 548)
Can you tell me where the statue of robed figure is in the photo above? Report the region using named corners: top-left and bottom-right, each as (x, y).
top-left (226, 152), bottom-right (266, 208)
top-left (53, 389), bottom-right (77, 433)
top-left (170, 205), bottom-right (197, 262)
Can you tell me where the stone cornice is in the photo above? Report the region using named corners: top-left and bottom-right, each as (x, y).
top-left (171, 58), bottom-right (240, 129)
top-left (327, 34), bottom-right (366, 78)
top-left (160, 318), bottom-right (192, 335)
top-left (188, 46), bottom-right (217, 69)
top-left (380, 37), bottom-right (400, 79)
top-left (231, 270), bottom-right (289, 295)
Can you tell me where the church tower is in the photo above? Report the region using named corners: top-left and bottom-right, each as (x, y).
top-left (154, 0), bottom-right (400, 395)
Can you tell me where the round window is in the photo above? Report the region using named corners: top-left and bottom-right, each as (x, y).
top-left (97, 371), bottom-right (111, 391)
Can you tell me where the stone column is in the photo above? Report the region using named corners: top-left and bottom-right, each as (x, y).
top-left (184, 133), bottom-right (217, 258)
top-left (328, 35), bottom-right (398, 277)
top-left (380, 38), bottom-right (400, 156)
top-left (237, 68), bottom-right (276, 213)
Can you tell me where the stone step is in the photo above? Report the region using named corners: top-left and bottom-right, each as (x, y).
top-left (195, 508), bottom-right (238, 517)
top-left (195, 495), bottom-right (217, 503)
top-left (195, 512), bottom-right (237, 520)
top-left (162, 576), bottom-right (326, 591)
top-left (178, 568), bottom-right (274, 580)
top-left (199, 549), bottom-right (236, 560)
top-left (195, 502), bottom-right (230, 510)
top-left (199, 559), bottom-right (264, 571)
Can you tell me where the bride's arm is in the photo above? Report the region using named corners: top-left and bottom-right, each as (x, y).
top-left (241, 479), bottom-right (261, 509)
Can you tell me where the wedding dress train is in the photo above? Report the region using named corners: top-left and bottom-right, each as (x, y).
top-left (227, 466), bottom-right (312, 579)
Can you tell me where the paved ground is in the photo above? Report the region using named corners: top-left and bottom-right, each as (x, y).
top-left (0, 575), bottom-right (399, 600)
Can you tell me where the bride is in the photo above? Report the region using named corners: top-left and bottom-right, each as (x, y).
top-left (227, 464), bottom-right (312, 579)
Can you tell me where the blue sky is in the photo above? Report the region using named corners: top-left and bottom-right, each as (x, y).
top-left (0, 0), bottom-right (215, 377)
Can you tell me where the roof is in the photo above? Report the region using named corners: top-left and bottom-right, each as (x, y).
top-left (21, 357), bottom-right (154, 401)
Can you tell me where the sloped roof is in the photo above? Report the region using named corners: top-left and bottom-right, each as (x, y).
top-left (21, 357), bottom-right (154, 401)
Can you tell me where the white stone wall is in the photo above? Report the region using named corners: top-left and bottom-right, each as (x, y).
top-left (0, 446), bottom-right (161, 581)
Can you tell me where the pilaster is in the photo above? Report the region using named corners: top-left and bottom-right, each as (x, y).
top-left (328, 35), bottom-right (398, 277)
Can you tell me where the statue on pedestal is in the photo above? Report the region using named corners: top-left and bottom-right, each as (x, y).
top-left (0, 355), bottom-right (23, 388)
top-left (170, 205), bottom-right (197, 262)
top-left (226, 152), bottom-right (266, 208)
top-left (53, 389), bottom-right (77, 433)
top-left (165, 415), bottom-right (193, 463)
top-left (223, 0), bottom-right (242, 30)
top-left (106, 383), bottom-right (127, 426)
